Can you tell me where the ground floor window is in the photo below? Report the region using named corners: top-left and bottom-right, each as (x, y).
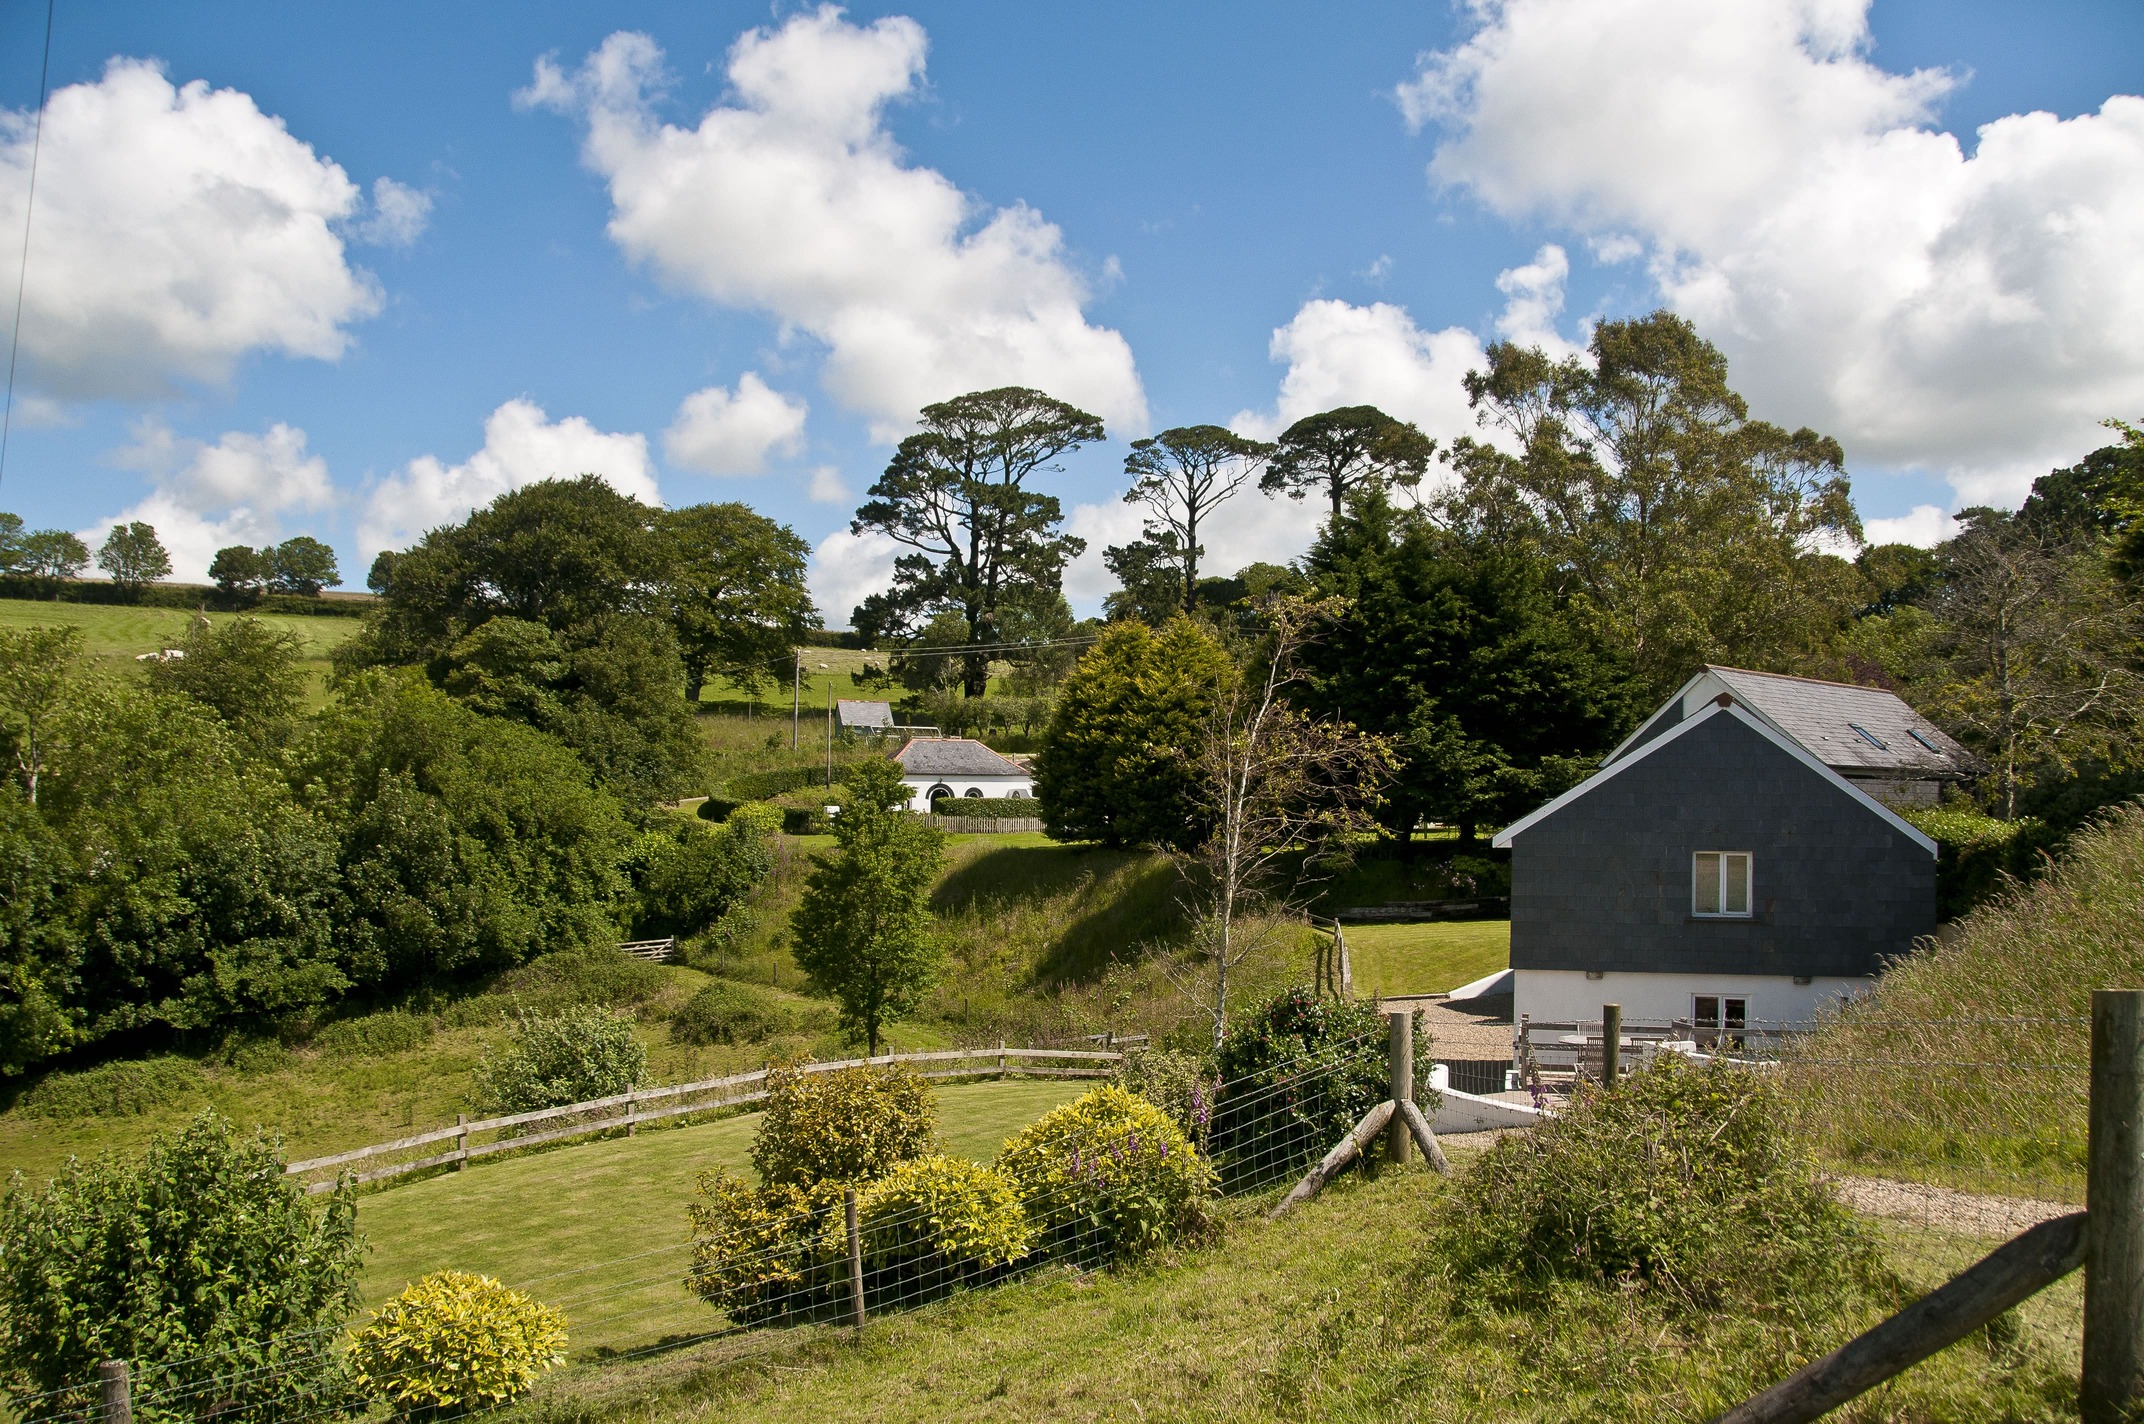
top-left (962, 787), bottom-right (985, 798)
top-left (1692, 995), bottom-right (1748, 1051)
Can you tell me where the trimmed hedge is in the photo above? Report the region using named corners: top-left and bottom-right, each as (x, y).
top-left (0, 575), bottom-right (369, 616)
top-left (924, 795), bottom-right (1037, 818)
top-left (1897, 806), bottom-right (2062, 917)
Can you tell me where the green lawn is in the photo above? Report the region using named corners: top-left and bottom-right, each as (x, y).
top-left (1343, 919), bottom-right (1510, 998)
top-left (356, 1077), bottom-right (1088, 1355)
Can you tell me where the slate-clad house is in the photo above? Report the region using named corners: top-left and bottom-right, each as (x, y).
top-left (1492, 669), bottom-right (1959, 1030)
top-left (891, 737), bottom-right (1034, 812)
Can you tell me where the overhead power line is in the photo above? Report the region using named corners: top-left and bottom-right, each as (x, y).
top-left (0, 0), bottom-right (56, 493)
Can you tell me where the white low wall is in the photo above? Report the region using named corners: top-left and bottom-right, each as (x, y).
top-left (1513, 968), bottom-right (1869, 1028)
top-left (1426, 1064), bottom-right (1544, 1132)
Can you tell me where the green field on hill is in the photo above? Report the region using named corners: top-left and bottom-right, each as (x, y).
top-left (1343, 919), bottom-right (1510, 998)
top-left (0, 595), bottom-right (362, 700)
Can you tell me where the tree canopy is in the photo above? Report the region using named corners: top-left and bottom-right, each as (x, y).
top-left (1261, 405), bottom-right (1437, 523)
top-left (852, 387), bottom-right (1101, 696)
top-left (1118, 425), bottom-right (1272, 614)
top-left (664, 501), bottom-right (817, 703)
top-left (95, 521), bottom-right (171, 593)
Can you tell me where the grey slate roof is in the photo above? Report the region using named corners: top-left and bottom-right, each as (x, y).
top-left (892, 737), bottom-right (1028, 777)
top-left (1703, 667), bottom-right (1971, 776)
top-left (837, 699), bottom-right (895, 729)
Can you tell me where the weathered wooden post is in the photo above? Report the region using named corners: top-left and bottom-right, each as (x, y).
top-left (844, 1188), bottom-right (867, 1330)
top-left (455, 1112), bottom-right (468, 1172)
top-left (1387, 1011), bottom-right (1413, 1169)
top-left (1336, 922), bottom-right (1353, 1000)
top-left (625, 1087), bottom-right (637, 1139)
top-left (996, 1038), bottom-right (1007, 1079)
top-left (97, 1359), bottom-right (130, 1424)
top-left (2084, 988), bottom-right (2144, 1422)
top-left (1602, 1003), bottom-right (1622, 1089)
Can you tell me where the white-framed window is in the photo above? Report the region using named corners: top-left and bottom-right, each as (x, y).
top-left (1692, 851), bottom-right (1753, 917)
top-left (1692, 994), bottom-right (1748, 1050)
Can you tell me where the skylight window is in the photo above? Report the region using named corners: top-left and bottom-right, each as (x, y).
top-left (1907, 728), bottom-right (1941, 752)
top-left (1848, 723), bottom-right (1888, 750)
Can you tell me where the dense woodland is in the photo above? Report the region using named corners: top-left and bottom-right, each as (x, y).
top-left (2, 309), bottom-right (2139, 1082)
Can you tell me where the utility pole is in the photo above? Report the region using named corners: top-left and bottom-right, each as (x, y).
top-left (791, 650), bottom-right (802, 750)
top-left (824, 666), bottom-right (834, 788)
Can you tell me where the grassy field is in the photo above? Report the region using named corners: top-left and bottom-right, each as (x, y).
top-left (505, 1159), bottom-right (2080, 1424)
top-left (356, 1077), bottom-right (1088, 1355)
top-left (0, 595), bottom-right (362, 701)
top-left (1344, 920), bottom-right (1510, 998)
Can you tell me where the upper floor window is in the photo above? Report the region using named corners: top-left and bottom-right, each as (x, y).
top-left (1693, 851), bottom-right (1752, 917)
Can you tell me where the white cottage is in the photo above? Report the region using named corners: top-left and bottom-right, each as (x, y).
top-left (892, 737), bottom-right (1034, 813)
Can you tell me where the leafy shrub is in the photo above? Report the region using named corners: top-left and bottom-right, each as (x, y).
top-left (926, 797), bottom-right (1043, 820)
top-left (472, 1004), bottom-right (645, 1114)
top-left (493, 950), bottom-right (668, 1010)
top-left (1442, 854), bottom-right (1510, 899)
top-left (1113, 1049), bottom-right (1218, 1145)
top-left (995, 1084), bottom-right (1216, 1263)
top-left (313, 1010), bottom-right (436, 1058)
top-left (1438, 1054), bottom-right (1889, 1314)
top-left (1209, 987), bottom-right (1435, 1190)
top-left (349, 1270), bottom-right (567, 1415)
top-left (19, 1056), bottom-right (206, 1120)
top-left (697, 796), bottom-right (743, 822)
top-left (669, 979), bottom-right (814, 1045)
top-left (1898, 805), bottom-right (2059, 917)
top-left (726, 765), bottom-right (866, 801)
top-left (688, 1155), bottom-right (1032, 1324)
top-left (751, 1062), bottom-right (937, 1188)
top-left (0, 1112), bottom-right (362, 1421)
top-left (781, 805), bottom-right (831, 836)
top-left (629, 807), bottom-right (778, 939)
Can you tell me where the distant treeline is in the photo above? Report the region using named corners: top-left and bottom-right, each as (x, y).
top-left (0, 575), bottom-right (373, 617)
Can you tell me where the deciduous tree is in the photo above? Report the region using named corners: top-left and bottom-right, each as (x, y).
top-left (96, 520), bottom-right (172, 594)
top-left (852, 387), bottom-right (1101, 696)
top-left (1121, 425), bottom-right (1273, 613)
top-left (209, 544), bottom-right (272, 600)
top-left (664, 502), bottom-right (817, 704)
top-left (146, 616), bottom-right (309, 752)
top-left (1261, 405), bottom-right (1437, 523)
top-left (269, 535), bottom-right (341, 595)
top-left (789, 758), bottom-right (946, 1055)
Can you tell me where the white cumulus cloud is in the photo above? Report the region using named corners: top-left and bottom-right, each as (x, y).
top-left (0, 58), bottom-right (391, 400)
top-left (1400, 0), bottom-right (2144, 503)
top-left (87, 421), bottom-right (335, 582)
top-left (1862, 504), bottom-right (1961, 549)
top-left (361, 398), bottom-right (658, 558)
top-left (521, 10), bottom-right (1147, 440)
top-left (806, 527), bottom-right (902, 628)
top-left (352, 176), bottom-right (432, 247)
top-left (806, 465), bottom-right (851, 504)
top-left (664, 373), bottom-right (809, 475)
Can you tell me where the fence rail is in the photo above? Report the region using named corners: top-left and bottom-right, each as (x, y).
top-left (282, 1045), bottom-right (1124, 1195)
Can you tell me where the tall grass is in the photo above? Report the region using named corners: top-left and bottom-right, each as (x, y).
top-left (1783, 801), bottom-right (2144, 1197)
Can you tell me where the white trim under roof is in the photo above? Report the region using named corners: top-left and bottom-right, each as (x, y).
top-left (1493, 700), bottom-right (1938, 856)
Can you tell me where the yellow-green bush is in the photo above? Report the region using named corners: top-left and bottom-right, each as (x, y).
top-left (687, 1155), bottom-right (1030, 1323)
top-left (349, 1270), bottom-right (567, 1413)
top-left (750, 1062), bottom-right (937, 1187)
top-left (996, 1084), bottom-right (1216, 1264)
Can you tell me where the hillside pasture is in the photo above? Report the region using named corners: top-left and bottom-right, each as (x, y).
top-left (0, 595), bottom-right (361, 701)
top-left (1344, 919), bottom-right (1510, 999)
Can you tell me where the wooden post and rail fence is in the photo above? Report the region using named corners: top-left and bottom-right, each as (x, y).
top-left (281, 1045), bottom-right (1127, 1195)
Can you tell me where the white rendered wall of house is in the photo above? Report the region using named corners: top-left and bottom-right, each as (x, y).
top-left (1512, 968), bottom-right (1871, 1029)
top-left (900, 773), bottom-right (1035, 812)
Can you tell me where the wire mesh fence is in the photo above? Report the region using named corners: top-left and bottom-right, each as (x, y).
top-left (7, 1009), bottom-right (2115, 1423)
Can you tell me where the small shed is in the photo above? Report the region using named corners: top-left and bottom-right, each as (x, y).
top-left (837, 699), bottom-right (897, 732)
top-left (1493, 680), bottom-right (1940, 1033)
top-left (891, 737), bottom-right (1034, 812)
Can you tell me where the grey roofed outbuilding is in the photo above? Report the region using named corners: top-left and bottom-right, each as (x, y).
top-left (1607, 666), bottom-right (1973, 779)
top-left (837, 699), bottom-right (896, 730)
top-left (892, 737), bottom-right (1027, 777)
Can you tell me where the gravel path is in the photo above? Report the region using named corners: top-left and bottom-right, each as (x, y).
top-left (1829, 1175), bottom-right (2076, 1239)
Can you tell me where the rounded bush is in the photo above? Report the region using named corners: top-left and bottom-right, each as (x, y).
top-left (686, 1156), bottom-right (1031, 1324)
top-left (860, 1155), bottom-right (1034, 1296)
top-left (20, 1056), bottom-right (206, 1120)
top-left (1209, 987), bottom-right (1435, 1191)
top-left (350, 1270), bottom-right (567, 1414)
top-left (1437, 1054), bottom-right (1889, 1312)
top-left (995, 1084), bottom-right (1215, 1263)
top-left (669, 979), bottom-right (806, 1045)
top-left (750, 1062), bottom-right (937, 1188)
top-left (471, 1004), bottom-right (645, 1114)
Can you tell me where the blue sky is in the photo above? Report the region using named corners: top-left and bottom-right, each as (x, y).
top-left (2, 1), bottom-right (2140, 621)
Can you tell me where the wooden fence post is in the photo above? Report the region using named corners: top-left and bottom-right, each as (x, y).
top-left (625, 1087), bottom-right (637, 1139)
top-left (1387, 1011), bottom-right (1412, 1169)
top-left (1336, 922), bottom-right (1353, 1000)
top-left (844, 1188), bottom-right (867, 1330)
top-left (2084, 988), bottom-right (2144, 1423)
top-left (997, 1039), bottom-right (1006, 1078)
top-left (455, 1113), bottom-right (468, 1172)
top-left (1602, 1003), bottom-right (1622, 1089)
top-left (97, 1359), bottom-right (130, 1424)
